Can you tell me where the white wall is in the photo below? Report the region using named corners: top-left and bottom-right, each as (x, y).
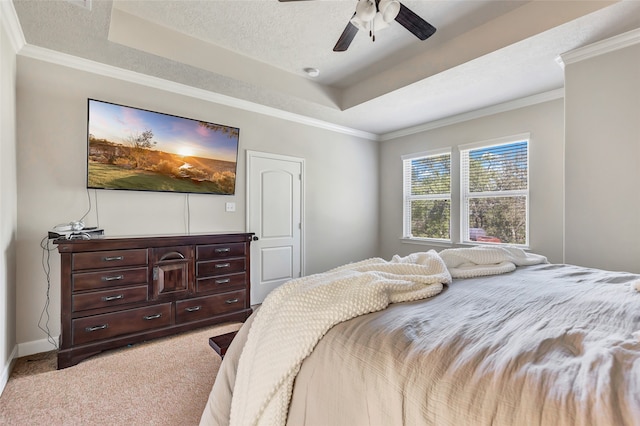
top-left (15, 56), bottom-right (379, 353)
top-left (1, 10), bottom-right (19, 387)
top-left (379, 98), bottom-right (565, 263)
top-left (565, 42), bottom-right (640, 272)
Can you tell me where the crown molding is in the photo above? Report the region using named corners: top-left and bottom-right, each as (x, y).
top-left (0, 0), bottom-right (26, 53)
top-left (558, 27), bottom-right (640, 67)
top-left (16, 43), bottom-right (379, 141)
top-left (7, 0), bottom-right (374, 139)
top-left (380, 89), bottom-right (564, 141)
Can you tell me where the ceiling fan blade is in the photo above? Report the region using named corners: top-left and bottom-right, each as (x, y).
top-left (395, 3), bottom-right (436, 41)
top-left (333, 19), bottom-right (359, 52)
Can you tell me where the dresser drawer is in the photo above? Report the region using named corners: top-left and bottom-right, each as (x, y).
top-left (197, 243), bottom-right (246, 260)
top-left (175, 290), bottom-right (246, 324)
top-left (196, 272), bottom-right (246, 293)
top-left (72, 303), bottom-right (171, 346)
top-left (72, 285), bottom-right (148, 312)
top-left (196, 258), bottom-right (245, 277)
top-left (72, 249), bottom-right (148, 271)
top-left (72, 267), bottom-right (149, 292)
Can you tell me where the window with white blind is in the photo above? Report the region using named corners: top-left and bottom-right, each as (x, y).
top-left (460, 135), bottom-right (529, 246)
top-left (402, 150), bottom-right (451, 241)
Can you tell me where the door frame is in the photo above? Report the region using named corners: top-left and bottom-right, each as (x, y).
top-left (245, 150), bottom-right (306, 297)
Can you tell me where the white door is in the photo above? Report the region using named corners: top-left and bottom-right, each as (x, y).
top-left (246, 151), bottom-right (303, 305)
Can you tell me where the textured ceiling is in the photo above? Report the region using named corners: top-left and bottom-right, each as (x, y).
top-left (11, 0), bottom-right (640, 136)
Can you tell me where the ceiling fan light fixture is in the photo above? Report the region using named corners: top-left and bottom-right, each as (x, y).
top-left (378, 0), bottom-right (400, 23)
top-left (329, 0), bottom-right (437, 51)
top-left (355, 0), bottom-right (376, 22)
top-left (349, 15), bottom-right (369, 32)
top-left (351, 13), bottom-right (389, 32)
top-left (373, 13), bottom-right (389, 30)
top-left (350, 12), bottom-right (389, 31)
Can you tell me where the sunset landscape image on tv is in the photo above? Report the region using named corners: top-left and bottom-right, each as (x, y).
top-left (87, 99), bottom-right (239, 195)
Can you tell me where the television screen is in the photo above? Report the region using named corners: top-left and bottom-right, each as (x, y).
top-left (87, 99), bottom-right (239, 195)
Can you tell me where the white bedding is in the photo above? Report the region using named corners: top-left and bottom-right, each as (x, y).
top-left (228, 251), bottom-right (451, 426)
top-left (201, 257), bottom-right (640, 426)
top-left (438, 246), bottom-right (548, 278)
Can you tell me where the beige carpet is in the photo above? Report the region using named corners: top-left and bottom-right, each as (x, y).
top-left (0, 322), bottom-right (241, 425)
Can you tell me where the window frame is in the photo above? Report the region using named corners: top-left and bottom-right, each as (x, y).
top-left (401, 148), bottom-right (452, 243)
top-left (458, 133), bottom-right (530, 247)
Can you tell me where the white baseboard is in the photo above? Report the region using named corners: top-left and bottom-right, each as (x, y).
top-left (0, 345), bottom-right (18, 396)
top-left (17, 336), bottom-right (59, 358)
top-left (1, 337), bottom-right (58, 395)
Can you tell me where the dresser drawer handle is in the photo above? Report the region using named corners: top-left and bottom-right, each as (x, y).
top-left (143, 313), bottom-right (163, 321)
top-left (185, 306), bottom-right (202, 312)
top-left (102, 275), bottom-right (124, 282)
top-left (101, 294), bottom-right (124, 302)
top-left (225, 298), bottom-right (239, 304)
top-left (85, 324), bottom-right (108, 332)
top-left (102, 256), bottom-right (124, 262)
top-left (215, 263), bottom-right (231, 269)
top-left (215, 247), bottom-right (231, 253)
top-left (215, 278), bottom-right (231, 285)
top-left (159, 251), bottom-right (186, 261)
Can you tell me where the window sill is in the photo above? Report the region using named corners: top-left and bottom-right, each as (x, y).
top-left (401, 238), bottom-right (530, 251)
top-left (400, 238), bottom-right (453, 248)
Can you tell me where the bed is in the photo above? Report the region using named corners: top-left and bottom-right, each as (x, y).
top-left (200, 247), bottom-right (640, 426)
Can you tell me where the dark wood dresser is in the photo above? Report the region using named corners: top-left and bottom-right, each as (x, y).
top-left (55, 233), bottom-right (254, 368)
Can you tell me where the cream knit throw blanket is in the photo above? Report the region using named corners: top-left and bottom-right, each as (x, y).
top-left (229, 251), bottom-right (451, 426)
top-left (439, 246), bottom-right (548, 278)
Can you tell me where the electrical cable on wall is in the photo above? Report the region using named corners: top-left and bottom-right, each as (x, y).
top-left (40, 189), bottom-right (99, 348)
top-left (94, 189), bottom-right (100, 229)
top-left (186, 193), bottom-right (191, 235)
top-left (39, 236), bottom-right (58, 349)
top-left (78, 187), bottom-right (92, 224)
top-left (77, 188), bottom-right (101, 229)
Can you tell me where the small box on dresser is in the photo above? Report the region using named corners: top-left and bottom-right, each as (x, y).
top-left (55, 233), bottom-right (254, 369)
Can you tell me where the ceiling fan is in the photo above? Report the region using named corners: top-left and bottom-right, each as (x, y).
top-left (278, 0), bottom-right (436, 52)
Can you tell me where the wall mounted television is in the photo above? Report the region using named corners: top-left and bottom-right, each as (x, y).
top-left (87, 99), bottom-right (239, 195)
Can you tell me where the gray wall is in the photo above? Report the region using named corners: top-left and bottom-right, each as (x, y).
top-left (565, 43), bottom-right (640, 272)
top-left (379, 98), bottom-right (565, 264)
top-left (15, 56), bottom-right (379, 353)
top-left (1, 14), bottom-right (18, 385)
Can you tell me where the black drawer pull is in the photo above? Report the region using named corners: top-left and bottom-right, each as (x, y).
top-left (215, 247), bottom-right (231, 253)
top-left (143, 313), bottom-right (163, 321)
top-left (102, 256), bottom-right (124, 262)
top-left (185, 306), bottom-right (202, 312)
top-left (102, 275), bottom-right (124, 282)
top-left (215, 263), bottom-right (231, 268)
top-left (225, 298), bottom-right (239, 304)
top-left (101, 294), bottom-right (124, 302)
top-left (215, 278), bottom-right (231, 284)
top-left (85, 324), bottom-right (108, 332)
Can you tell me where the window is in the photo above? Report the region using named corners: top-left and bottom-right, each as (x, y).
top-left (460, 135), bottom-right (529, 246)
top-left (402, 150), bottom-right (451, 241)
